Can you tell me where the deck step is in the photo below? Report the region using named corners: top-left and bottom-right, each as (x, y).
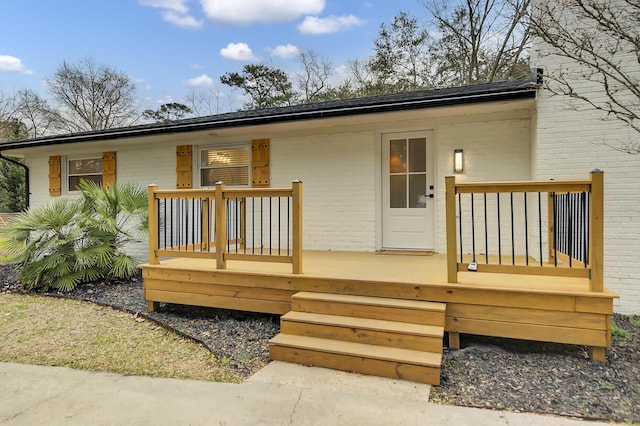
top-left (291, 292), bottom-right (446, 326)
top-left (269, 334), bottom-right (442, 385)
top-left (281, 311), bottom-right (443, 352)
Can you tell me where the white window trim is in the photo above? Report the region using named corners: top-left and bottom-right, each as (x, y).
top-left (196, 142), bottom-right (251, 188)
top-left (65, 155), bottom-right (103, 193)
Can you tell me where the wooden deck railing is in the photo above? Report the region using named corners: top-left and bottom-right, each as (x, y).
top-left (148, 181), bottom-right (303, 273)
top-left (446, 171), bottom-right (603, 291)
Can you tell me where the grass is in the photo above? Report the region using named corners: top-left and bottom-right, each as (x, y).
top-left (0, 293), bottom-right (242, 383)
top-left (610, 318), bottom-right (632, 340)
top-left (629, 315), bottom-right (640, 328)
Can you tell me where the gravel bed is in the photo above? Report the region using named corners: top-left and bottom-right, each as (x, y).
top-left (1, 264), bottom-right (638, 422)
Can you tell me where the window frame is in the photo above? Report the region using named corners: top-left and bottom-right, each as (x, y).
top-left (197, 142), bottom-right (251, 188)
top-left (65, 155), bottom-right (103, 193)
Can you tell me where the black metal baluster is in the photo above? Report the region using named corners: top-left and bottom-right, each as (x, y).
top-left (538, 192), bottom-right (543, 266)
top-left (484, 193), bottom-right (488, 264)
top-left (553, 193), bottom-right (558, 267)
top-left (158, 198), bottom-right (162, 250)
top-left (510, 193), bottom-right (515, 265)
top-left (524, 192), bottom-right (529, 265)
top-left (237, 198), bottom-right (241, 253)
top-left (471, 193), bottom-right (476, 263)
top-left (458, 193), bottom-right (463, 263)
top-left (170, 198), bottom-right (174, 249)
top-left (269, 197), bottom-right (272, 255)
top-left (497, 193), bottom-right (502, 264)
top-left (568, 194), bottom-right (573, 267)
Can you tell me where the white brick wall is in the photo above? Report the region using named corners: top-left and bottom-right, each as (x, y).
top-left (434, 119), bottom-right (532, 253)
top-left (271, 132), bottom-right (377, 251)
top-left (531, 0), bottom-right (640, 313)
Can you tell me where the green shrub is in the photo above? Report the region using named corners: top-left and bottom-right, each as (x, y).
top-left (0, 181), bottom-right (147, 291)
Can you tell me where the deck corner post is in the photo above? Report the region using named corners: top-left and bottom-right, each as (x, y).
top-left (589, 170), bottom-right (604, 292)
top-left (445, 176), bottom-right (458, 283)
top-left (147, 184), bottom-right (159, 265)
top-left (292, 180), bottom-right (303, 274)
top-left (215, 181), bottom-right (227, 269)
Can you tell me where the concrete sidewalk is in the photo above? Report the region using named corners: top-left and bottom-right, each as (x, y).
top-left (0, 361), bottom-right (590, 425)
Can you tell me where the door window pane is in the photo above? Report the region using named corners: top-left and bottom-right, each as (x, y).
top-left (409, 174), bottom-right (427, 208)
top-left (409, 138), bottom-right (426, 173)
top-left (389, 139), bottom-right (406, 173)
top-left (390, 175), bottom-right (407, 208)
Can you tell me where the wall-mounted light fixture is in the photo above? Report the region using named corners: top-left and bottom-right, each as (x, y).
top-left (454, 149), bottom-right (464, 173)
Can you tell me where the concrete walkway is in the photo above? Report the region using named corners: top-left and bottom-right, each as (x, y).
top-left (0, 361), bottom-right (592, 425)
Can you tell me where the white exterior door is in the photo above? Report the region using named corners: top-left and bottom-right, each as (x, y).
top-left (382, 131), bottom-right (435, 249)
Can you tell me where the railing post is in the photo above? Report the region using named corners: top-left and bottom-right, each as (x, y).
top-left (589, 170), bottom-right (604, 292)
top-left (215, 182), bottom-right (227, 269)
top-left (147, 184), bottom-right (159, 265)
top-left (445, 176), bottom-right (458, 283)
top-left (292, 180), bottom-right (303, 274)
top-left (202, 196), bottom-right (211, 252)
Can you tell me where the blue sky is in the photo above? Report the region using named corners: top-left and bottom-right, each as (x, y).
top-left (1, 0), bottom-right (426, 112)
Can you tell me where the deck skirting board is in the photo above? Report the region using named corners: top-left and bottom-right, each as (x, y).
top-left (141, 262), bottom-right (615, 350)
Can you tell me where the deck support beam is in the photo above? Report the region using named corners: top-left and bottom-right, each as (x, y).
top-left (589, 346), bottom-right (606, 363)
top-left (448, 331), bottom-right (461, 349)
top-left (147, 300), bottom-right (159, 312)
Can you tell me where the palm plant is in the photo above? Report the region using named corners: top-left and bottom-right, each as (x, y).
top-left (0, 181), bottom-right (148, 291)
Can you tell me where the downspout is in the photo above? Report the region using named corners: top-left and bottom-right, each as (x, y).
top-left (0, 152), bottom-right (30, 210)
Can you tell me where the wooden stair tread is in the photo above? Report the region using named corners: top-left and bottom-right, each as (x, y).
top-left (293, 292), bottom-right (446, 312)
top-left (281, 311), bottom-right (444, 337)
top-left (270, 334), bottom-right (442, 367)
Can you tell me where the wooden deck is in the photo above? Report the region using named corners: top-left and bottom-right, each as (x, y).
top-left (141, 250), bottom-right (616, 348)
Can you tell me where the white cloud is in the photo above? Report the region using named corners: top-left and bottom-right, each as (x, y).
top-left (201, 0), bottom-right (325, 24)
top-left (298, 14), bottom-right (364, 34)
top-left (187, 74), bottom-right (215, 87)
top-left (269, 44), bottom-right (300, 59)
top-left (220, 42), bottom-right (257, 61)
top-left (163, 10), bottom-right (203, 28)
top-left (139, 0), bottom-right (188, 12)
top-left (140, 0), bottom-right (202, 29)
top-left (0, 55), bottom-right (34, 74)
top-left (189, 63), bottom-right (203, 69)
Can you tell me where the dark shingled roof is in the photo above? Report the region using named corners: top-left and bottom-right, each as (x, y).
top-left (0, 79), bottom-right (537, 150)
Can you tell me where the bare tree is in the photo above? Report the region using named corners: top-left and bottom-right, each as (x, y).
top-left (295, 49), bottom-right (336, 103)
top-left (184, 87), bottom-right (236, 116)
top-left (424, 0), bottom-right (531, 85)
top-left (0, 89), bottom-right (58, 138)
top-left (531, 0), bottom-right (640, 153)
top-left (46, 57), bottom-right (139, 132)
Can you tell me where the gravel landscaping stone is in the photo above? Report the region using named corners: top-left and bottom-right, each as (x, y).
top-left (1, 264), bottom-right (638, 422)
